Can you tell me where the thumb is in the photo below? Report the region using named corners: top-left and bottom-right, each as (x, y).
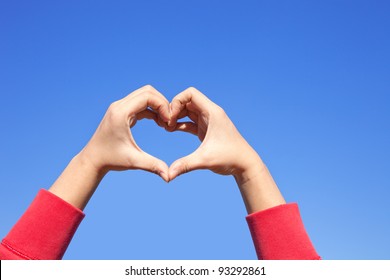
top-left (135, 151), bottom-right (169, 182)
top-left (168, 150), bottom-right (204, 181)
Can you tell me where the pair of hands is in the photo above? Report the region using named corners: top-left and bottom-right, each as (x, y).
top-left (50, 85), bottom-right (284, 213)
top-left (80, 85), bottom-right (262, 183)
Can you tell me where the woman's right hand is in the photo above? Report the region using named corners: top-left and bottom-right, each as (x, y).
top-left (167, 87), bottom-right (285, 213)
top-left (168, 87), bottom-right (263, 182)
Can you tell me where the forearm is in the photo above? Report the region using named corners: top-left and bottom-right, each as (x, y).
top-left (49, 151), bottom-right (107, 210)
top-left (234, 155), bottom-right (286, 214)
top-left (236, 154), bottom-right (320, 260)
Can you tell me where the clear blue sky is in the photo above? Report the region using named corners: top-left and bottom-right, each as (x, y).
top-left (0, 0), bottom-right (389, 260)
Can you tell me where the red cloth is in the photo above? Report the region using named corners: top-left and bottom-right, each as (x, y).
top-left (246, 203), bottom-right (320, 259)
top-left (0, 190), bottom-right (84, 260)
top-left (0, 189), bottom-right (319, 260)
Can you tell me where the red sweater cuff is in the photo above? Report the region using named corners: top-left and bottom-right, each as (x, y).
top-left (1, 189), bottom-right (85, 260)
top-left (246, 203), bottom-right (320, 260)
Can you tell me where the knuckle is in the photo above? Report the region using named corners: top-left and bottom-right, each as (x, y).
top-left (182, 162), bottom-right (189, 174)
top-left (107, 101), bottom-right (120, 113)
top-left (151, 161), bottom-right (159, 175)
top-left (143, 90), bottom-right (154, 99)
top-left (141, 84), bottom-right (155, 93)
top-left (187, 86), bottom-right (198, 94)
top-left (171, 99), bottom-right (182, 111)
top-left (107, 102), bottom-right (123, 121)
top-left (215, 104), bottom-right (226, 116)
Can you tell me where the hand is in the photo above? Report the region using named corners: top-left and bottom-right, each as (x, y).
top-left (167, 87), bottom-right (285, 213)
top-left (80, 85), bottom-right (171, 182)
top-left (167, 87), bottom-right (263, 182)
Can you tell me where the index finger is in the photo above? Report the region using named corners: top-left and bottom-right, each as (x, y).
top-left (169, 87), bottom-right (213, 126)
top-left (123, 86), bottom-right (171, 122)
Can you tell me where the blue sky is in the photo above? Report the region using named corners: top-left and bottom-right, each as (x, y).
top-left (0, 0), bottom-right (389, 259)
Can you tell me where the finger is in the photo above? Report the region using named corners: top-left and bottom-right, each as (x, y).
top-left (165, 108), bottom-right (199, 133)
top-left (187, 110), bottom-right (199, 123)
top-left (131, 109), bottom-right (169, 131)
top-left (123, 85), bottom-right (170, 105)
top-left (165, 108), bottom-right (198, 132)
top-left (136, 85), bottom-right (170, 114)
top-left (176, 107), bottom-right (189, 120)
top-left (169, 87), bottom-right (211, 127)
top-left (175, 106), bottom-right (199, 123)
top-left (156, 114), bottom-right (169, 129)
top-left (133, 151), bottom-right (170, 182)
top-left (135, 109), bottom-right (157, 121)
top-left (135, 109), bottom-right (169, 128)
top-left (174, 122), bottom-right (198, 136)
top-left (168, 149), bottom-right (205, 181)
top-left (122, 88), bottom-right (170, 122)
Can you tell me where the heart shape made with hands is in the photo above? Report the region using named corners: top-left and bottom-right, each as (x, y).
top-left (86, 85), bottom-right (242, 184)
top-left (128, 87), bottom-right (241, 182)
top-left (130, 97), bottom-right (204, 183)
top-left (131, 111), bottom-right (199, 178)
top-left (122, 86), bottom-right (223, 183)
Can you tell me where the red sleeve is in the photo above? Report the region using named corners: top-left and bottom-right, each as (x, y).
top-left (246, 203), bottom-right (320, 260)
top-left (0, 189), bottom-right (85, 260)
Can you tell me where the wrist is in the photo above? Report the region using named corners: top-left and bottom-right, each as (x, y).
top-left (234, 161), bottom-right (266, 187)
top-left (234, 160), bottom-right (286, 214)
top-left (77, 148), bottom-right (109, 177)
top-left (48, 152), bottom-right (108, 210)
top-left (233, 152), bottom-right (265, 186)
